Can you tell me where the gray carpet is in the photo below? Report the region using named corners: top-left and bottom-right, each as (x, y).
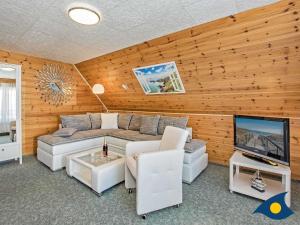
top-left (0, 156), bottom-right (299, 225)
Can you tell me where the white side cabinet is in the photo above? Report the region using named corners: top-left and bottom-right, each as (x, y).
top-left (229, 151), bottom-right (291, 207)
top-left (0, 143), bottom-right (20, 162)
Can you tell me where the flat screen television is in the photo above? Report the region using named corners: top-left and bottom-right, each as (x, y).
top-left (234, 115), bottom-right (290, 165)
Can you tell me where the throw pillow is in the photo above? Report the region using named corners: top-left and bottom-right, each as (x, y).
top-left (118, 113), bottom-right (132, 130)
top-left (128, 114), bottom-right (142, 131)
top-left (52, 128), bottom-right (77, 137)
top-left (140, 115), bottom-right (160, 135)
top-left (157, 116), bottom-right (188, 135)
top-left (61, 114), bottom-right (91, 131)
top-left (101, 113), bottom-right (118, 129)
top-left (88, 113), bottom-right (101, 129)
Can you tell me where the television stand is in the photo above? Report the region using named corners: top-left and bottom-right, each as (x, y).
top-left (229, 151), bottom-right (291, 207)
top-left (242, 153), bottom-right (278, 166)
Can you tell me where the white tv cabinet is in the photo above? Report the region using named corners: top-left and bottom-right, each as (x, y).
top-left (229, 151), bottom-right (291, 207)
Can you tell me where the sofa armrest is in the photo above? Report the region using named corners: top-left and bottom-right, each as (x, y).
top-left (125, 140), bottom-right (161, 156)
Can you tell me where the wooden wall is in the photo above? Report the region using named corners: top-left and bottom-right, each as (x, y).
top-left (0, 50), bottom-right (103, 155)
top-left (76, 0), bottom-right (300, 179)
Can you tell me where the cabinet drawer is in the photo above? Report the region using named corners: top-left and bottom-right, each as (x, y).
top-left (0, 144), bottom-right (19, 161)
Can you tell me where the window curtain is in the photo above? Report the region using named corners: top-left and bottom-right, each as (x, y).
top-left (0, 83), bottom-right (16, 133)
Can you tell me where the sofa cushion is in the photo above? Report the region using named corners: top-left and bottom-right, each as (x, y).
top-left (118, 113), bottom-right (132, 130)
top-left (52, 128), bottom-right (77, 137)
top-left (184, 139), bottom-right (207, 153)
top-left (110, 130), bottom-right (162, 141)
top-left (101, 113), bottom-right (118, 129)
top-left (61, 115), bottom-right (91, 131)
top-left (88, 113), bottom-right (101, 129)
top-left (140, 115), bottom-right (160, 135)
top-left (38, 129), bottom-right (122, 146)
top-left (158, 116), bottom-right (188, 135)
top-left (128, 114), bottom-right (142, 131)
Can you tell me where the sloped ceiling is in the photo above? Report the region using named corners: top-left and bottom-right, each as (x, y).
top-left (0, 0), bottom-right (278, 64)
top-left (76, 0), bottom-right (300, 117)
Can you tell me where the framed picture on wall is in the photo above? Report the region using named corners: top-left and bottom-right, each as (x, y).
top-left (132, 61), bottom-right (185, 95)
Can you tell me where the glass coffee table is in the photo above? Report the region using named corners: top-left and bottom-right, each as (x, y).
top-left (66, 148), bottom-right (125, 196)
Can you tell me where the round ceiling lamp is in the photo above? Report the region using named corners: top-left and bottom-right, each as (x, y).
top-left (68, 7), bottom-right (100, 25)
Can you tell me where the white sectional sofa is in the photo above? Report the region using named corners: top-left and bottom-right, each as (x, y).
top-left (37, 113), bottom-right (208, 184)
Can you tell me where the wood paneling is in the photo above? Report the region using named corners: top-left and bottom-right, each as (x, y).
top-left (290, 118), bottom-right (300, 179)
top-left (76, 0), bottom-right (300, 179)
top-left (76, 0), bottom-right (300, 117)
top-left (0, 50), bottom-right (103, 155)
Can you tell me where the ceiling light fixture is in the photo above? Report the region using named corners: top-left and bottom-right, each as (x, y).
top-left (0, 67), bottom-right (15, 72)
top-left (68, 7), bottom-right (100, 25)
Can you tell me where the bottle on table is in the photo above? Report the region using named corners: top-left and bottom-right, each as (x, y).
top-left (103, 137), bottom-right (108, 157)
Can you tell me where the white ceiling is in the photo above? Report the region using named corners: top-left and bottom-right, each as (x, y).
top-left (0, 0), bottom-right (278, 64)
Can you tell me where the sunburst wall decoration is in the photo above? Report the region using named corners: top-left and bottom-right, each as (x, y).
top-left (36, 64), bottom-right (75, 106)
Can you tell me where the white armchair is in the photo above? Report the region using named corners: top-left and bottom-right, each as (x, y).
top-left (125, 126), bottom-right (189, 218)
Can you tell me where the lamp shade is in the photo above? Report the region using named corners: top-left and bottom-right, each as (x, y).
top-left (92, 84), bottom-right (104, 94)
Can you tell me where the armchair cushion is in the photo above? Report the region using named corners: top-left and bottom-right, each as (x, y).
top-left (159, 126), bottom-right (189, 150)
top-left (139, 115), bottom-right (160, 135)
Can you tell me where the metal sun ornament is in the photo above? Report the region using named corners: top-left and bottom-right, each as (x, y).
top-left (36, 64), bottom-right (74, 106)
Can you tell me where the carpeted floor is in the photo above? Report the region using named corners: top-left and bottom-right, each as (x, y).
top-left (0, 156), bottom-right (299, 225)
